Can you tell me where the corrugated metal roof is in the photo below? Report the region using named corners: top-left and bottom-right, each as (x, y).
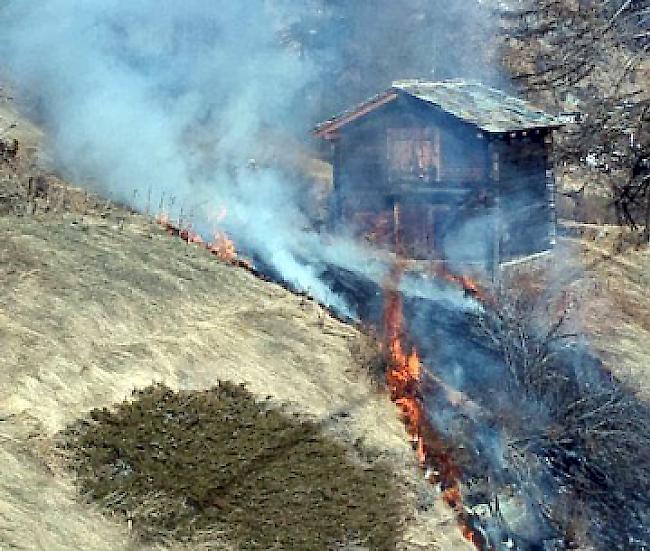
top-left (393, 79), bottom-right (563, 133)
top-left (314, 80), bottom-right (563, 137)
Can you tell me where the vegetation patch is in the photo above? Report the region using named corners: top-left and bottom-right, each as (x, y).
top-left (58, 382), bottom-right (404, 550)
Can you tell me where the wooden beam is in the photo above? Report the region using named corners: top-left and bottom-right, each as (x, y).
top-left (545, 133), bottom-right (558, 247)
top-left (488, 141), bottom-right (501, 282)
top-left (393, 201), bottom-right (401, 253)
top-left (313, 91), bottom-right (399, 140)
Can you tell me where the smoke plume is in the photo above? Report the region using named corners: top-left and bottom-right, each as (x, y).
top-left (0, 0), bottom-right (498, 315)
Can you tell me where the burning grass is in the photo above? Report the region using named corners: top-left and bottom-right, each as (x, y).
top-left (57, 382), bottom-right (405, 551)
top-left (382, 263), bottom-right (487, 549)
top-left (366, 254), bottom-right (650, 548)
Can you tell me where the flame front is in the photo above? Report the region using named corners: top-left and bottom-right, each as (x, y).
top-left (208, 231), bottom-right (237, 262)
top-left (383, 262), bottom-right (486, 549)
top-left (384, 263), bottom-right (427, 465)
top-left (156, 210), bottom-right (240, 265)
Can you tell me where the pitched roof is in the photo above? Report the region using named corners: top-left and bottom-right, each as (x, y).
top-left (314, 79), bottom-right (563, 138)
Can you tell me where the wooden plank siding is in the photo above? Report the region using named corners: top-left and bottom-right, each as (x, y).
top-left (494, 133), bottom-right (554, 261)
top-left (328, 94), bottom-right (555, 266)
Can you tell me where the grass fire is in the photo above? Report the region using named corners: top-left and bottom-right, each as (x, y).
top-left (383, 262), bottom-right (487, 549)
top-left (2, 1), bottom-right (650, 551)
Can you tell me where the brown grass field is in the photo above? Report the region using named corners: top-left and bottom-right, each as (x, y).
top-left (563, 223), bottom-right (650, 399)
top-left (0, 94), bottom-right (474, 550)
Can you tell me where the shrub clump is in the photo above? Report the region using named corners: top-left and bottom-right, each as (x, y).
top-left (58, 382), bottom-right (404, 550)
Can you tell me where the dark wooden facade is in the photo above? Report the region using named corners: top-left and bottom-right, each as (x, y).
top-left (316, 88), bottom-right (559, 274)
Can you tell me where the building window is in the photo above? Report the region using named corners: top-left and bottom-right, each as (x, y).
top-left (387, 127), bottom-right (440, 182)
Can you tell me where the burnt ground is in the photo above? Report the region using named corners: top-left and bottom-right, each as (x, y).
top-left (329, 266), bottom-right (650, 549)
top-left (0, 90), bottom-right (475, 551)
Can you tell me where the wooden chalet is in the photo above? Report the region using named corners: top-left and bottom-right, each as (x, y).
top-left (314, 80), bottom-right (563, 274)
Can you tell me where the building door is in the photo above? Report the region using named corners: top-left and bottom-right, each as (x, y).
top-left (394, 202), bottom-right (439, 259)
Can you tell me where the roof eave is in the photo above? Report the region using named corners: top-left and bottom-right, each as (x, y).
top-left (313, 83), bottom-right (565, 139)
top-left (312, 90), bottom-right (400, 140)
top-left (483, 123), bottom-right (564, 135)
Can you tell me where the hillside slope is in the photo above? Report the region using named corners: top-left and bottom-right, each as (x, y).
top-left (0, 94), bottom-right (473, 550)
top-left (566, 225), bottom-right (650, 398)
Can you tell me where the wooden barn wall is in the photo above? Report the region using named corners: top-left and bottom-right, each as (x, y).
top-left (332, 96), bottom-right (493, 254)
top-left (333, 127), bottom-right (391, 244)
top-left (493, 134), bottom-right (554, 261)
top-left (437, 126), bottom-right (487, 184)
top-left (329, 96), bottom-right (556, 264)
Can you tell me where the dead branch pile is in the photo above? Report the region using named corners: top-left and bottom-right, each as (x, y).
top-left (473, 291), bottom-right (650, 548)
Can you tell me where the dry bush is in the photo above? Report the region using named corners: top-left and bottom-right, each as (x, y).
top-left (571, 194), bottom-right (619, 225)
top-left (472, 289), bottom-right (650, 548)
top-left (57, 382), bottom-right (404, 551)
top-left (349, 331), bottom-right (388, 388)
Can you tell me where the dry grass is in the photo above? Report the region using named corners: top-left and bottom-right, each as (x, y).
top-left (348, 332), bottom-right (387, 388)
top-left (562, 224), bottom-right (650, 399)
top-left (0, 92), bottom-right (473, 550)
top-left (0, 208), bottom-right (474, 550)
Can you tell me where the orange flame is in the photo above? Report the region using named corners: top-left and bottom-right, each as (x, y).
top-left (156, 210), bottom-right (241, 266)
top-left (180, 224), bottom-right (204, 245)
top-left (156, 212), bottom-right (177, 236)
top-left (431, 264), bottom-right (488, 302)
top-left (208, 231), bottom-right (237, 262)
top-left (383, 262), bottom-right (486, 549)
top-left (383, 263), bottom-right (427, 468)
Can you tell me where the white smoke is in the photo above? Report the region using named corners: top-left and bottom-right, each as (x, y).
top-left (1, 1), bottom-right (354, 307)
top-left (0, 0), bottom-right (496, 317)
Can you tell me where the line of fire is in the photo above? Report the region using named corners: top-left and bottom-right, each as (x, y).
top-left (314, 80), bottom-right (568, 548)
top-left (314, 80), bottom-right (563, 278)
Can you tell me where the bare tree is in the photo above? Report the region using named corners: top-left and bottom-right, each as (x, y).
top-left (501, 0), bottom-right (650, 238)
